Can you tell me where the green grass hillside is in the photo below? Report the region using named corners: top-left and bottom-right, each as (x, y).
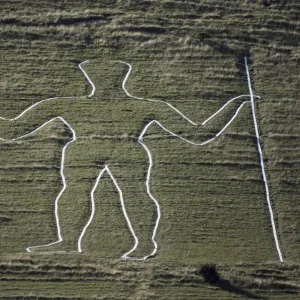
top-left (1, 0), bottom-right (300, 298)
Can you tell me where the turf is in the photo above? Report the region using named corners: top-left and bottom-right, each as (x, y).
top-left (1, 0), bottom-right (300, 298)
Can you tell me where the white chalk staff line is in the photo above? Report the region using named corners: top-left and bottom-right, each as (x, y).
top-left (244, 57), bottom-right (283, 262)
top-left (0, 58), bottom-right (268, 262)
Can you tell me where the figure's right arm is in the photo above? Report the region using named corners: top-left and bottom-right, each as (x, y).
top-left (0, 98), bottom-right (62, 141)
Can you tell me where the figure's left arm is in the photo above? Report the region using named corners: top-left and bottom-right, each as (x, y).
top-left (151, 96), bottom-right (257, 145)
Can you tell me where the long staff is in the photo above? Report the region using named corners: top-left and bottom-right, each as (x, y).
top-left (244, 57), bottom-right (283, 262)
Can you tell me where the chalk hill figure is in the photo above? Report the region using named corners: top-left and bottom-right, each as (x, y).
top-left (0, 60), bottom-right (259, 260)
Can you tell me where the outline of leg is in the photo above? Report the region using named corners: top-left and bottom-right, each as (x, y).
top-left (77, 164), bottom-right (160, 261)
top-left (76, 166), bottom-right (137, 252)
top-left (26, 117), bottom-right (76, 253)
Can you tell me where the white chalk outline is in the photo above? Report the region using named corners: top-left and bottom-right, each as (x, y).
top-left (115, 60), bottom-right (261, 260)
top-left (0, 60), bottom-right (94, 127)
top-left (0, 60), bottom-right (142, 256)
top-left (0, 58), bottom-right (269, 261)
top-left (77, 165), bottom-right (140, 258)
top-left (244, 57), bottom-right (283, 262)
top-left (0, 60), bottom-right (93, 253)
top-left (77, 94), bottom-right (256, 261)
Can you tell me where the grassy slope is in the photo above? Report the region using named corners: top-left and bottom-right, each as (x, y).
top-left (1, 0), bottom-right (300, 298)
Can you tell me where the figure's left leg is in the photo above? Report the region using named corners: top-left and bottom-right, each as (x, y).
top-left (107, 161), bottom-right (160, 260)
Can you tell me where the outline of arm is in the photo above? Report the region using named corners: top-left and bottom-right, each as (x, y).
top-left (120, 58), bottom-right (261, 261)
top-left (118, 60), bottom-right (260, 144)
top-left (0, 60), bottom-right (93, 251)
top-left (0, 60), bottom-right (95, 141)
top-left (139, 100), bottom-right (250, 146)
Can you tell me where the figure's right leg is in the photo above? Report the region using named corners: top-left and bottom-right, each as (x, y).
top-left (107, 161), bottom-right (160, 260)
top-left (27, 144), bottom-right (104, 253)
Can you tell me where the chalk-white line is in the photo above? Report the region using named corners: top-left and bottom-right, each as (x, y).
top-left (106, 166), bottom-right (142, 259)
top-left (79, 60), bottom-right (96, 98)
top-left (0, 119), bottom-right (77, 253)
top-left (134, 121), bottom-right (161, 260)
top-left (121, 101), bottom-right (247, 260)
top-left (78, 167), bottom-right (107, 252)
top-left (117, 61), bottom-right (197, 125)
top-left (1, 117), bottom-right (75, 253)
top-left (0, 58), bottom-right (265, 261)
top-left (116, 60), bottom-right (261, 260)
top-left (118, 60), bottom-right (261, 126)
top-left (244, 57), bottom-right (283, 262)
top-left (0, 96), bottom-right (79, 123)
top-left (0, 61), bottom-right (94, 123)
top-left (202, 95), bottom-right (260, 125)
top-left (26, 117), bottom-right (76, 253)
top-left (0, 60), bottom-right (93, 252)
top-left (77, 165), bottom-right (140, 256)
